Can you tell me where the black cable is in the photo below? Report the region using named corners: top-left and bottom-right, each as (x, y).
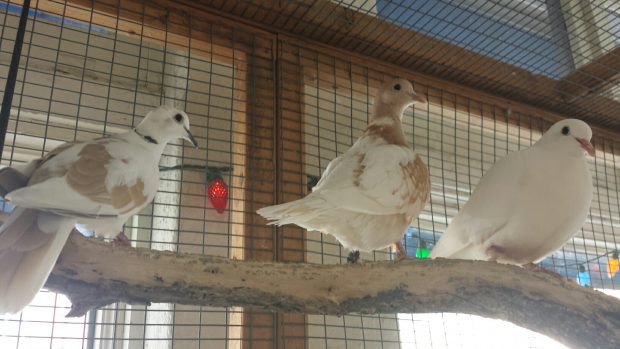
top-left (159, 164), bottom-right (232, 173)
top-left (0, 0), bottom-right (31, 161)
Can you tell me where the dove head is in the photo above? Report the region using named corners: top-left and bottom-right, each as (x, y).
top-left (372, 78), bottom-right (426, 121)
top-left (537, 119), bottom-right (594, 157)
top-left (135, 106), bottom-right (198, 148)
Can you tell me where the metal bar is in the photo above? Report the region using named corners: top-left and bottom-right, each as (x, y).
top-left (0, 0), bottom-right (31, 162)
top-left (86, 309), bottom-right (97, 349)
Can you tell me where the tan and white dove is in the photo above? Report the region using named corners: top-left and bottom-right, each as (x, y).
top-left (430, 119), bottom-right (594, 266)
top-left (0, 105), bottom-right (198, 314)
top-left (257, 78), bottom-right (429, 263)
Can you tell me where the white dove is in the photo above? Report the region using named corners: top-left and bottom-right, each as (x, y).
top-left (430, 119), bottom-right (594, 266)
top-left (0, 105), bottom-right (197, 314)
top-left (257, 78), bottom-right (429, 263)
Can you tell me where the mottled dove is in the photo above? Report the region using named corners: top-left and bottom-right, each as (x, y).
top-left (0, 105), bottom-right (198, 314)
top-left (258, 78), bottom-right (429, 263)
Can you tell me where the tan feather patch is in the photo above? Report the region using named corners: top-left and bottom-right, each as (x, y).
top-left (28, 136), bottom-right (111, 186)
top-left (66, 142), bottom-right (148, 213)
top-left (364, 121), bottom-right (408, 146)
top-left (66, 143), bottom-right (112, 204)
top-left (352, 154), bottom-right (366, 187)
top-left (28, 142), bottom-right (75, 185)
top-left (401, 155), bottom-right (430, 207)
top-left (112, 178), bottom-right (148, 214)
top-left (24, 139), bottom-right (148, 216)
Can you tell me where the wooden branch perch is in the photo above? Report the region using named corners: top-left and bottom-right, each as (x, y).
top-left (47, 233), bottom-right (620, 349)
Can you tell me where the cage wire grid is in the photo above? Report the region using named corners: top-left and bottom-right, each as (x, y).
top-left (203, 0), bottom-right (620, 131)
top-left (0, 0), bottom-right (618, 349)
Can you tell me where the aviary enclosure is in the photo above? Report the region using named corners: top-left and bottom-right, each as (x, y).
top-left (0, 0), bottom-right (619, 348)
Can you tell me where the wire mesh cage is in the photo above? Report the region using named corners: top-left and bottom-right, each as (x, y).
top-left (0, 0), bottom-right (618, 349)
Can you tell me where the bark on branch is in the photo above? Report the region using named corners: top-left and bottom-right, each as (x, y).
top-left (46, 233), bottom-right (620, 349)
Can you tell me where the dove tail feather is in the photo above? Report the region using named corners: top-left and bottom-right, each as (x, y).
top-left (0, 208), bottom-right (73, 314)
top-left (257, 196), bottom-right (326, 229)
top-left (429, 232), bottom-right (487, 260)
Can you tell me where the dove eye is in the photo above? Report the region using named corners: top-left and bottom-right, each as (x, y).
top-left (561, 126), bottom-right (570, 135)
top-left (174, 113), bottom-right (184, 123)
top-left (393, 84), bottom-right (401, 91)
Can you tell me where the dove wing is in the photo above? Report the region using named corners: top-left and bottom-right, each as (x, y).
top-left (312, 143), bottom-right (429, 216)
top-left (6, 137), bottom-right (152, 218)
top-left (311, 154), bottom-right (345, 191)
top-left (430, 150), bottom-right (527, 258)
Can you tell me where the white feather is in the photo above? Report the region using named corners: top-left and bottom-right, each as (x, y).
top-left (0, 106), bottom-right (197, 314)
top-left (257, 78), bottom-right (430, 253)
top-left (430, 119), bottom-right (594, 265)
top-left (6, 138), bottom-right (158, 219)
top-left (0, 212), bottom-right (74, 314)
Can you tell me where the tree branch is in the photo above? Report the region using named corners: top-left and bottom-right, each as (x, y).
top-left (47, 233), bottom-right (620, 349)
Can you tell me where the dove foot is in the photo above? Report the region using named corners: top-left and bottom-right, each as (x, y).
top-left (347, 250), bottom-right (361, 264)
top-left (392, 241), bottom-right (408, 262)
top-left (112, 231), bottom-right (132, 246)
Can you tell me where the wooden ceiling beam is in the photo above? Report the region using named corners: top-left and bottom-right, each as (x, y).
top-left (35, 0), bottom-right (620, 133)
top-left (557, 46), bottom-right (620, 102)
top-left (192, 0), bottom-right (620, 132)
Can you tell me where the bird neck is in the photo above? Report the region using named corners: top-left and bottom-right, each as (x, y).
top-left (372, 101), bottom-right (407, 121)
top-left (364, 116), bottom-right (408, 146)
top-left (130, 128), bottom-right (167, 157)
top-left (134, 128), bottom-right (159, 145)
top-left (533, 138), bottom-right (587, 160)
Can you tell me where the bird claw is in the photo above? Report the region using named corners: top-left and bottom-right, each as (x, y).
top-left (394, 253), bottom-right (408, 262)
top-left (112, 231), bottom-right (132, 246)
top-left (392, 242), bottom-right (408, 262)
top-left (347, 250), bottom-right (361, 264)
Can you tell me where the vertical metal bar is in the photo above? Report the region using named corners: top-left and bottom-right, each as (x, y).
top-left (0, 0), bottom-right (31, 161)
top-left (86, 310), bottom-right (97, 349)
top-left (273, 34), bottom-right (281, 264)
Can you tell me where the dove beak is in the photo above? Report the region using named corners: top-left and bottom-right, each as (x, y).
top-left (184, 126), bottom-right (199, 148)
top-left (576, 138), bottom-right (594, 156)
top-left (410, 91), bottom-right (427, 104)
